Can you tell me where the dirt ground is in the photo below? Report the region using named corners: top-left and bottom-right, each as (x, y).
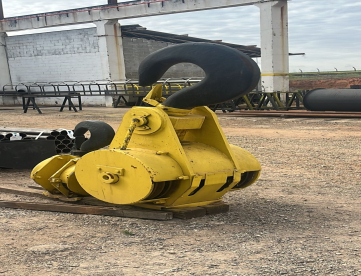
top-left (0, 106), bottom-right (360, 276)
top-left (290, 77), bottom-right (361, 90)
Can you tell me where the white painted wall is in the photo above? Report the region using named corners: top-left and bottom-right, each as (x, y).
top-left (3, 27), bottom-right (114, 106)
top-left (6, 28), bottom-right (104, 83)
top-left (1, 25), bottom-right (207, 107)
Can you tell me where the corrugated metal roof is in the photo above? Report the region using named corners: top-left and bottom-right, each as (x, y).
top-left (121, 24), bottom-right (261, 58)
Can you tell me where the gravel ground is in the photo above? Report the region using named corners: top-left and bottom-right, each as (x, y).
top-left (0, 106), bottom-right (360, 276)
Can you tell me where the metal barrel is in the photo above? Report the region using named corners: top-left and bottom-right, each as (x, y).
top-left (303, 89), bottom-right (361, 112)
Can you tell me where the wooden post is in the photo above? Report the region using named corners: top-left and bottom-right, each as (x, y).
top-left (107, 0), bottom-right (118, 5)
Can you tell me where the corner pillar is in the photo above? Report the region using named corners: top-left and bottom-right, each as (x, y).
top-left (95, 20), bottom-right (126, 81)
top-left (257, 0), bottom-right (289, 93)
top-left (95, 20), bottom-right (126, 107)
top-left (0, 32), bottom-right (12, 90)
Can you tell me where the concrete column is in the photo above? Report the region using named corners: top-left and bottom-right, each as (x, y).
top-left (95, 20), bottom-right (126, 81)
top-left (0, 32), bottom-right (12, 90)
top-left (257, 0), bottom-right (289, 93)
top-left (95, 20), bottom-right (126, 107)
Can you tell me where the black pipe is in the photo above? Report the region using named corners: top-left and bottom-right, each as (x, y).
top-left (303, 89), bottom-right (361, 112)
top-left (138, 42), bottom-right (260, 109)
top-left (62, 139), bottom-right (71, 145)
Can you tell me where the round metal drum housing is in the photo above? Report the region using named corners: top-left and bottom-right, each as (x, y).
top-left (74, 149), bottom-right (183, 204)
top-left (303, 89), bottom-right (361, 111)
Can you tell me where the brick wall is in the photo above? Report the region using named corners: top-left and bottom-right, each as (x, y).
top-left (6, 28), bottom-right (104, 83)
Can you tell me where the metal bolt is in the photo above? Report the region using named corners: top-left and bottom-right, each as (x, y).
top-left (156, 151), bottom-right (169, 155)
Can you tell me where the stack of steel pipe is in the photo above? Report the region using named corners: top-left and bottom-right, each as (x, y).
top-left (0, 132), bottom-right (27, 141)
top-left (0, 127), bottom-right (74, 154)
top-left (47, 129), bottom-right (74, 154)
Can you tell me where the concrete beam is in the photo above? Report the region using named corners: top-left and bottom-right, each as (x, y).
top-left (0, 0), bottom-right (278, 32)
top-left (257, 0), bottom-right (289, 93)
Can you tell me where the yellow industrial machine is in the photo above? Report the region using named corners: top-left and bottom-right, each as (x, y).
top-left (31, 42), bottom-right (261, 209)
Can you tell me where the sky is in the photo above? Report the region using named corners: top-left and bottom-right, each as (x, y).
top-left (2, 0), bottom-right (361, 73)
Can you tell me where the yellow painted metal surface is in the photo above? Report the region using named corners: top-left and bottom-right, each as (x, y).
top-left (75, 149), bottom-right (183, 204)
top-left (31, 155), bottom-right (77, 192)
top-left (31, 85), bottom-right (261, 208)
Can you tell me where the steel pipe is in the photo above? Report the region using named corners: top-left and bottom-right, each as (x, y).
top-left (303, 89), bottom-right (361, 112)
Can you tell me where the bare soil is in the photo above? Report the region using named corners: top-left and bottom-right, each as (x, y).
top-left (0, 106), bottom-right (360, 276)
top-left (290, 77), bottom-right (361, 90)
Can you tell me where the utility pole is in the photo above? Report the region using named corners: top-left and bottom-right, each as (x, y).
top-left (0, 0), bottom-right (4, 20)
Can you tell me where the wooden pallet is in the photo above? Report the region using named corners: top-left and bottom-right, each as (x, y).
top-left (0, 184), bottom-right (229, 220)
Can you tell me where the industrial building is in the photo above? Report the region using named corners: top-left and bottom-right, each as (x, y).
top-left (0, 24), bottom-right (261, 106)
top-left (0, 0), bottom-right (290, 107)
